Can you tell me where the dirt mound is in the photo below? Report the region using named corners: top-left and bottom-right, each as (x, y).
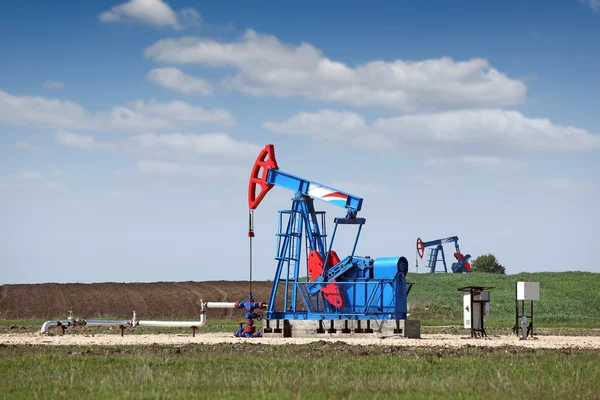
top-left (0, 281), bottom-right (275, 320)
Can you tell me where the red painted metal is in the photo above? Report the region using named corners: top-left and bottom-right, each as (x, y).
top-left (454, 252), bottom-right (472, 272)
top-left (248, 144), bottom-right (279, 209)
top-left (307, 250), bottom-right (343, 308)
top-left (417, 238), bottom-right (425, 259)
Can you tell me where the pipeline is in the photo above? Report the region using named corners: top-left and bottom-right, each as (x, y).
top-left (136, 315), bottom-right (206, 328)
top-left (205, 302), bottom-right (238, 309)
top-left (39, 320), bottom-right (71, 334)
top-left (39, 318), bottom-right (132, 334)
top-left (86, 319), bottom-right (132, 326)
top-left (39, 311), bottom-right (206, 335)
top-left (39, 300), bottom-right (264, 337)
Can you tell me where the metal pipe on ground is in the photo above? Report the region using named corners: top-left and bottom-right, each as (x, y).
top-left (136, 320), bottom-right (205, 327)
top-left (39, 320), bottom-right (70, 334)
top-left (39, 313), bottom-right (206, 334)
top-left (84, 319), bottom-right (131, 327)
top-left (39, 319), bottom-right (132, 334)
top-left (204, 302), bottom-right (239, 309)
top-left (133, 309), bottom-right (206, 327)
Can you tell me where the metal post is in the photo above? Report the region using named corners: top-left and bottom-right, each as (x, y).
top-left (322, 221), bottom-right (340, 276)
top-left (481, 299), bottom-right (486, 338)
top-left (350, 224), bottom-right (363, 257)
top-left (530, 300), bottom-right (534, 337)
top-left (515, 284), bottom-right (519, 336)
top-left (248, 209), bottom-right (254, 298)
top-left (470, 289), bottom-right (474, 338)
top-left (521, 300), bottom-right (525, 330)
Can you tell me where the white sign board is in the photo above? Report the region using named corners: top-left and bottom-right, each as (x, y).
top-left (517, 281), bottom-right (540, 301)
top-left (463, 292), bottom-right (471, 328)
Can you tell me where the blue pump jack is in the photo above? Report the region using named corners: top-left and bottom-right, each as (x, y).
top-left (416, 236), bottom-right (472, 273)
top-left (247, 145), bottom-right (412, 328)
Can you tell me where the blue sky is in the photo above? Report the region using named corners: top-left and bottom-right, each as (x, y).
top-left (1, 0), bottom-right (599, 284)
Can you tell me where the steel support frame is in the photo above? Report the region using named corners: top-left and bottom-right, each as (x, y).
top-left (266, 193), bottom-right (408, 322)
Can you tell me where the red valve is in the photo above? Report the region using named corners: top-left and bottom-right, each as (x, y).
top-left (248, 144), bottom-right (279, 209)
top-left (416, 238), bottom-right (424, 259)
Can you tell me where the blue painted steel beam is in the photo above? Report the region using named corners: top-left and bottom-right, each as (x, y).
top-left (267, 313), bottom-right (408, 320)
top-left (334, 217), bottom-right (366, 225)
top-left (267, 169), bottom-right (363, 213)
top-left (422, 236), bottom-right (459, 248)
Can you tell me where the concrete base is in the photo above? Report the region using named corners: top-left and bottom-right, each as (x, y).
top-left (262, 319), bottom-right (421, 339)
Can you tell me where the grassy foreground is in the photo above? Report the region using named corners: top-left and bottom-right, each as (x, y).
top-left (407, 271), bottom-right (600, 327)
top-left (1, 343), bottom-right (599, 399)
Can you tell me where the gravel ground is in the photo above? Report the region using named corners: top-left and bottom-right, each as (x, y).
top-left (2, 332), bottom-right (600, 349)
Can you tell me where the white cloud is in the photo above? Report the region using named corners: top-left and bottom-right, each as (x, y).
top-left (129, 99), bottom-right (235, 128)
top-left (42, 80), bottom-right (65, 90)
top-left (425, 156), bottom-right (528, 172)
top-left (136, 160), bottom-right (245, 178)
top-left (98, 0), bottom-right (201, 30)
top-left (131, 132), bottom-right (261, 159)
top-left (263, 109), bottom-right (366, 140)
top-left (55, 131), bottom-right (100, 149)
top-left (460, 155), bottom-right (526, 169)
top-left (178, 8), bottom-right (202, 29)
top-left (262, 109), bottom-right (392, 152)
top-left (586, 0), bottom-right (600, 12)
top-left (0, 90), bottom-right (235, 131)
top-left (55, 131), bottom-right (260, 162)
top-left (350, 133), bottom-right (396, 153)
top-left (145, 29), bottom-right (527, 112)
top-left (374, 109), bottom-right (600, 151)
top-left (0, 89), bottom-right (93, 130)
top-left (147, 67), bottom-right (213, 95)
top-left (54, 132), bottom-right (259, 181)
top-left (264, 109), bottom-right (600, 152)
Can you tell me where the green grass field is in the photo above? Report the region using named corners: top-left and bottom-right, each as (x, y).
top-left (1, 343), bottom-right (599, 399)
top-left (407, 271), bottom-right (600, 327)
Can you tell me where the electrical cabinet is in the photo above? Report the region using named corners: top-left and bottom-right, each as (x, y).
top-left (517, 282), bottom-right (540, 301)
